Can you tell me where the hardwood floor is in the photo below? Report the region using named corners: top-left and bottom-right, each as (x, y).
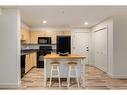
top-left (20, 65), bottom-right (127, 89)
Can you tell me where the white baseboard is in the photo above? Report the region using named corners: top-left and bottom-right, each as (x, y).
top-left (91, 64), bottom-right (107, 73)
top-left (107, 72), bottom-right (114, 78)
top-left (109, 75), bottom-right (127, 79)
top-left (85, 63), bottom-right (95, 66)
top-left (93, 65), bottom-right (127, 79)
top-left (0, 82), bottom-right (21, 89)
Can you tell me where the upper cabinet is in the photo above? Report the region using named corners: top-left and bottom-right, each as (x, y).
top-left (21, 30), bottom-right (71, 44)
top-left (30, 31), bottom-right (46, 44)
top-left (57, 31), bottom-right (71, 36)
top-left (30, 30), bottom-right (71, 44)
top-left (30, 31), bottom-right (56, 44)
top-left (21, 23), bottom-right (71, 44)
top-left (46, 31), bottom-right (56, 44)
top-left (21, 28), bottom-right (30, 43)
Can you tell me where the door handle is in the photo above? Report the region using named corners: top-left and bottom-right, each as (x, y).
top-left (86, 47), bottom-right (89, 51)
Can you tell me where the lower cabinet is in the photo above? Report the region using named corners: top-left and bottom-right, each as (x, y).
top-left (30, 52), bottom-right (36, 67)
top-left (25, 54), bottom-right (30, 73)
top-left (25, 52), bottom-right (36, 73)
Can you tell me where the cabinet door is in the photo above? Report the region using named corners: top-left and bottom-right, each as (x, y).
top-left (45, 31), bottom-right (56, 44)
top-left (62, 31), bottom-right (71, 35)
top-left (51, 32), bottom-right (56, 44)
top-left (21, 28), bottom-right (30, 43)
top-left (25, 55), bottom-right (31, 73)
top-left (30, 31), bottom-right (38, 43)
top-left (21, 28), bottom-right (26, 41)
top-left (33, 52), bottom-right (37, 67)
top-left (30, 52), bottom-right (36, 67)
top-left (30, 31), bottom-right (45, 44)
top-left (25, 29), bottom-right (30, 43)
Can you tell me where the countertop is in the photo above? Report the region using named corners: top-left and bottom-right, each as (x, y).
top-left (44, 53), bottom-right (86, 59)
top-left (21, 49), bottom-right (38, 56)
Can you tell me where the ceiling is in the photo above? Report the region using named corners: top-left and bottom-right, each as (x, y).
top-left (1, 6), bottom-right (127, 28)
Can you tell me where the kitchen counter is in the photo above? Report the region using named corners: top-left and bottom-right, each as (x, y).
top-left (44, 53), bottom-right (86, 59)
top-left (21, 49), bottom-right (38, 55)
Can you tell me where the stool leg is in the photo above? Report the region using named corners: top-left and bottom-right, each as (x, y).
top-left (75, 67), bottom-right (79, 88)
top-left (67, 66), bottom-right (71, 88)
top-left (49, 66), bottom-right (53, 88)
top-left (57, 66), bottom-right (61, 88)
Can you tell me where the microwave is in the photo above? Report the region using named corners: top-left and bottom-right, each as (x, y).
top-left (38, 37), bottom-right (51, 44)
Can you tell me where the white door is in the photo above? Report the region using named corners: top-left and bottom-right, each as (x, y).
top-left (72, 32), bottom-right (89, 64)
top-left (95, 28), bottom-right (107, 72)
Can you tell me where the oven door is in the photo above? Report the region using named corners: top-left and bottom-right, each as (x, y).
top-left (37, 51), bottom-right (45, 68)
top-left (37, 51), bottom-right (51, 68)
top-left (39, 55), bottom-right (44, 61)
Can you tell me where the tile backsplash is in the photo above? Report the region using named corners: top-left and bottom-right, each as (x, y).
top-left (21, 44), bottom-right (56, 50)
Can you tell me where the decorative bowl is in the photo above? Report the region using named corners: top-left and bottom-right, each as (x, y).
top-left (59, 52), bottom-right (69, 56)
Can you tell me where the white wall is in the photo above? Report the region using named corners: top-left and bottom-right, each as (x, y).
top-left (113, 15), bottom-right (127, 78)
top-left (0, 8), bottom-right (2, 15)
top-left (0, 9), bottom-right (20, 88)
top-left (91, 17), bottom-right (114, 76)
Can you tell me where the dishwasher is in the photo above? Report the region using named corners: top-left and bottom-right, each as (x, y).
top-left (21, 55), bottom-right (26, 78)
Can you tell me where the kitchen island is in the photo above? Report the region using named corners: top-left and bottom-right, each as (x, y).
top-left (43, 53), bottom-right (86, 87)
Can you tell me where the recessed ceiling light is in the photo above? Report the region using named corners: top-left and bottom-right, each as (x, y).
top-left (42, 20), bottom-right (47, 24)
top-left (84, 22), bottom-right (88, 25)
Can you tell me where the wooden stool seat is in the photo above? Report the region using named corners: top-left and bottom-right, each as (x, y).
top-left (50, 62), bottom-right (60, 64)
top-left (68, 62), bottom-right (77, 65)
top-left (68, 62), bottom-right (78, 68)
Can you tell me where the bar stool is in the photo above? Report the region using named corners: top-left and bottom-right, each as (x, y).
top-left (49, 61), bottom-right (61, 88)
top-left (67, 62), bottom-right (79, 88)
